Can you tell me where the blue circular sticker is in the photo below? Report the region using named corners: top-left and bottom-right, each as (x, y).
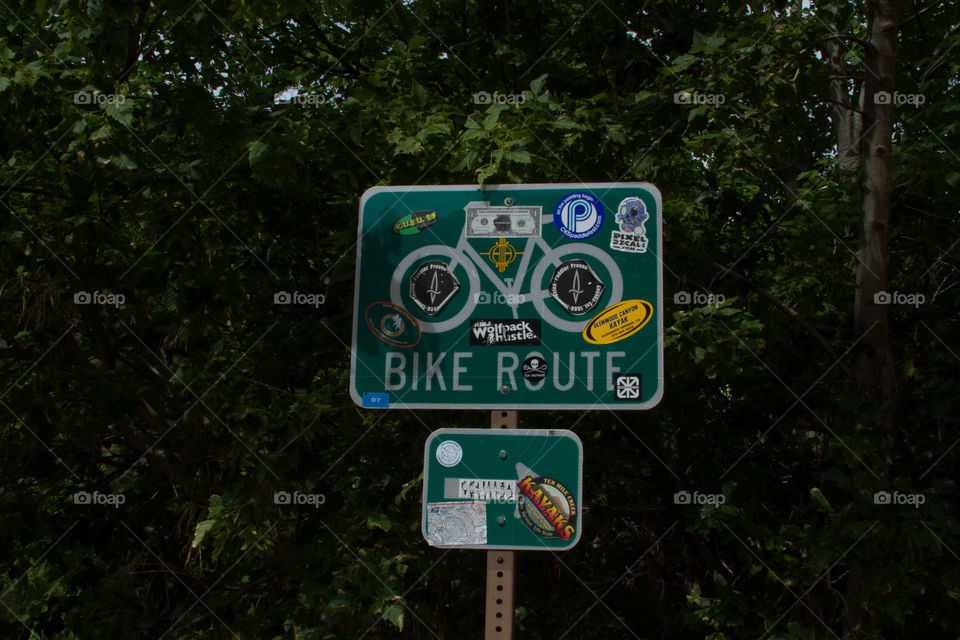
top-left (553, 192), bottom-right (604, 239)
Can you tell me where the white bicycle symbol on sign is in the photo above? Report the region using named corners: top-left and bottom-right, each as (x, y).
top-left (390, 222), bottom-right (624, 334)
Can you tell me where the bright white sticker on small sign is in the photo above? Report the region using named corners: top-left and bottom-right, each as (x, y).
top-left (425, 501), bottom-right (487, 547)
top-left (435, 440), bottom-right (463, 467)
top-left (456, 478), bottom-right (517, 502)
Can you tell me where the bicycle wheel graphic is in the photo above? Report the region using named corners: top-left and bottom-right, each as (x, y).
top-left (390, 245), bottom-right (481, 334)
top-left (530, 243), bottom-right (623, 332)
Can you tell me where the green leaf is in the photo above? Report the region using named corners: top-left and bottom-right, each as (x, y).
top-left (248, 140), bottom-right (269, 166)
top-left (407, 34), bottom-right (428, 50)
top-left (395, 136), bottom-right (421, 155)
top-left (482, 107), bottom-right (505, 131)
top-left (89, 124), bottom-right (113, 141)
top-left (108, 154), bottom-right (138, 170)
top-left (530, 73), bottom-right (548, 95)
top-left (366, 513), bottom-right (394, 532)
top-left (103, 98), bottom-right (133, 126)
top-left (607, 125), bottom-right (627, 145)
top-left (505, 150), bottom-right (531, 164)
top-left (553, 118), bottom-right (579, 130)
top-left (382, 603), bottom-right (404, 630)
top-left (192, 519), bottom-right (217, 548)
top-left (810, 487), bottom-right (832, 512)
top-left (476, 162), bottom-right (498, 184)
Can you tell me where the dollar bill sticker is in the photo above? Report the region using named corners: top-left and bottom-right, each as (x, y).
top-left (425, 501), bottom-right (487, 546)
top-left (465, 205), bottom-right (541, 237)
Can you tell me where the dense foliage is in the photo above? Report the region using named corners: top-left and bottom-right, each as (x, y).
top-left (1, 1), bottom-right (958, 638)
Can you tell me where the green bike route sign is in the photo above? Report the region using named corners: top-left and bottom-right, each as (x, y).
top-left (350, 182), bottom-right (663, 410)
top-left (421, 428), bottom-right (583, 551)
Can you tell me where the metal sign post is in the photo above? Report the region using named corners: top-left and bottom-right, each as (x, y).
top-left (485, 549), bottom-right (516, 638)
top-left (421, 417), bottom-right (584, 636)
top-left (486, 410), bottom-right (516, 639)
top-left (352, 183), bottom-right (664, 636)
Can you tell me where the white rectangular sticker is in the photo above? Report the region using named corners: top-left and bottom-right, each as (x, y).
top-left (453, 478), bottom-right (517, 502)
top-left (425, 501), bottom-right (487, 547)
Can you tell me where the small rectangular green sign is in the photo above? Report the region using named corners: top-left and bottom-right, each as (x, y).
top-left (422, 429), bottom-right (583, 551)
top-left (350, 183), bottom-right (663, 410)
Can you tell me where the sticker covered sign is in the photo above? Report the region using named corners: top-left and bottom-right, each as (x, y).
top-left (351, 182), bottom-right (663, 410)
top-left (422, 428), bottom-right (583, 551)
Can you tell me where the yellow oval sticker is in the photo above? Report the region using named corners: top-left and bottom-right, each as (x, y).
top-left (582, 299), bottom-right (654, 345)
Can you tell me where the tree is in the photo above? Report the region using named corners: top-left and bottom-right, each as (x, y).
top-left (1, 1), bottom-right (958, 638)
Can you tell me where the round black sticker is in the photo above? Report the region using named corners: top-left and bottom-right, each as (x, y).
top-left (409, 261), bottom-right (460, 315)
top-left (549, 259), bottom-right (604, 315)
top-left (522, 355), bottom-right (548, 383)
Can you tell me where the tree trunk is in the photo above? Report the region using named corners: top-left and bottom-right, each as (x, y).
top-left (825, 37), bottom-right (862, 171)
top-left (847, 1), bottom-right (905, 636)
top-left (854, 0), bottom-right (901, 418)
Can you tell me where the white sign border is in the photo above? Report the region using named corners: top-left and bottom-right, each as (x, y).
top-left (350, 183), bottom-right (664, 410)
top-left (421, 428), bottom-right (584, 552)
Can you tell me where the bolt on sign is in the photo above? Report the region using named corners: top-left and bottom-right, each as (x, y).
top-left (422, 428), bottom-right (583, 551)
top-left (350, 183), bottom-right (663, 410)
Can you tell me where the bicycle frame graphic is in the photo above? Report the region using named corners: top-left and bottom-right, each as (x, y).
top-left (390, 215), bottom-right (624, 334)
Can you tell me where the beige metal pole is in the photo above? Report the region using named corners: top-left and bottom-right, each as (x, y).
top-left (484, 550), bottom-right (516, 638)
top-left (485, 410), bottom-right (517, 639)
